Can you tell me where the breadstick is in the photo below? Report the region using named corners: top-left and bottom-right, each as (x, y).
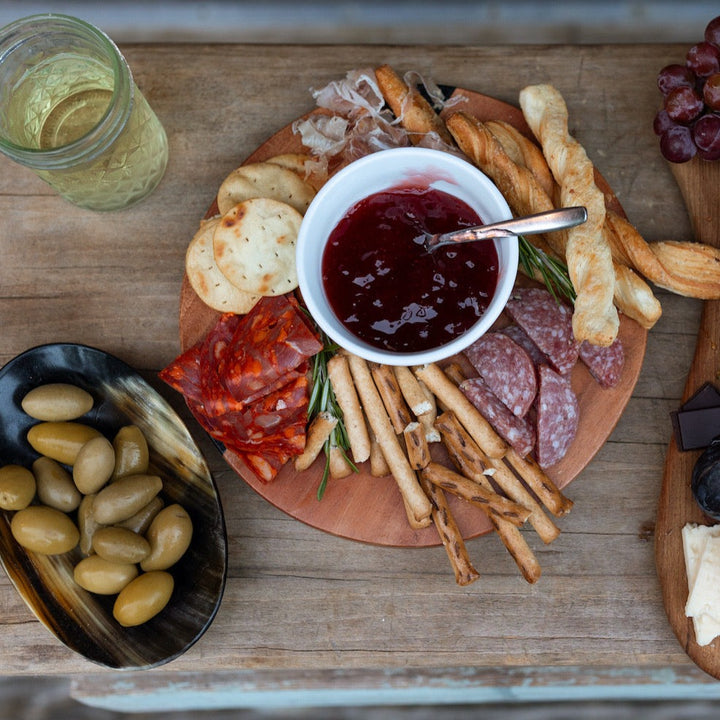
top-left (649, 240), bottom-right (720, 299)
top-left (414, 363), bottom-right (507, 458)
top-left (403, 422), bottom-right (431, 470)
top-left (346, 353), bottom-right (432, 527)
top-left (416, 380), bottom-right (440, 443)
top-left (394, 365), bottom-right (433, 416)
top-left (442, 362), bottom-right (466, 387)
top-left (294, 411), bottom-right (338, 471)
top-left (486, 119), bottom-right (556, 200)
top-left (421, 462), bottom-right (531, 527)
top-left (417, 471), bottom-right (480, 586)
top-left (374, 64), bottom-right (454, 146)
top-left (329, 443), bottom-right (354, 479)
top-left (327, 354), bottom-right (371, 463)
top-left (436, 411), bottom-right (559, 544)
top-left (434, 412), bottom-right (541, 583)
top-left (504, 448), bottom-right (574, 518)
top-left (482, 456), bottom-right (560, 544)
top-left (446, 112), bottom-right (565, 258)
top-left (371, 363), bottom-right (412, 434)
top-left (519, 84), bottom-right (618, 347)
top-left (368, 426), bottom-right (391, 477)
top-left (612, 262), bottom-right (662, 329)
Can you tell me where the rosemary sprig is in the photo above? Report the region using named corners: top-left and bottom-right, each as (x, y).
top-left (308, 330), bottom-right (357, 500)
top-left (518, 235), bottom-right (576, 304)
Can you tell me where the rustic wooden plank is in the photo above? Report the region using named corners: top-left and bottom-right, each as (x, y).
top-left (0, 42), bottom-right (713, 699)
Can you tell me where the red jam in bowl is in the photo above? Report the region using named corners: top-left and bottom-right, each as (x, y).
top-left (321, 185), bottom-right (499, 353)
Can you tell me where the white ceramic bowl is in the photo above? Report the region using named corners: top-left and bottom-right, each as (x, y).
top-left (296, 147), bottom-right (518, 365)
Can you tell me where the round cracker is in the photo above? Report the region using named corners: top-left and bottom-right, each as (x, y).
top-left (216, 161), bottom-right (316, 216)
top-left (213, 198), bottom-right (301, 297)
top-left (185, 217), bottom-right (262, 313)
top-left (266, 153), bottom-right (329, 191)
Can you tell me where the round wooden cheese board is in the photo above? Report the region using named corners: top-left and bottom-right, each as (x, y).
top-left (177, 87), bottom-right (648, 548)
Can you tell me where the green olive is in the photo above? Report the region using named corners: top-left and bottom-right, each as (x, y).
top-left (92, 474), bottom-right (163, 525)
top-left (113, 571), bottom-right (174, 627)
top-left (116, 496), bottom-right (164, 535)
top-left (11, 506), bottom-right (79, 555)
top-left (140, 504), bottom-right (193, 572)
top-left (73, 436), bottom-right (115, 494)
top-left (21, 383), bottom-right (94, 422)
top-left (0, 464), bottom-right (36, 510)
top-left (77, 493), bottom-right (104, 556)
top-left (92, 526), bottom-right (150, 564)
top-left (32, 456), bottom-right (82, 513)
top-left (74, 555), bottom-right (138, 595)
top-left (112, 425), bottom-right (149, 480)
top-left (27, 422), bottom-right (102, 465)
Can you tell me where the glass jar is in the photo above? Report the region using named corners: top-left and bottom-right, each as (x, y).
top-left (0, 14), bottom-right (168, 211)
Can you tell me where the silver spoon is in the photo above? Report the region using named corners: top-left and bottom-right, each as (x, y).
top-left (418, 206), bottom-right (588, 252)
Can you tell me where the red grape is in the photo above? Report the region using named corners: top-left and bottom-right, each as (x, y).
top-left (654, 16), bottom-right (720, 163)
top-left (657, 64), bottom-right (694, 95)
top-left (704, 72), bottom-right (720, 111)
top-left (705, 16), bottom-right (720, 47)
top-left (687, 42), bottom-right (720, 77)
top-left (660, 125), bottom-right (697, 163)
top-left (665, 85), bottom-right (704, 123)
top-left (653, 109), bottom-right (675, 136)
top-left (693, 113), bottom-right (720, 160)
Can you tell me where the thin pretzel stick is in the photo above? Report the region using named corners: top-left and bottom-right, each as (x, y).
top-left (421, 462), bottom-right (530, 527)
top-left (414, 363), bottom-right (507, 458)
top-left (504, 448), bottom-right (574, 517)
top-left (482, 456), bottom-right (560, 544)
top-left (403, 422), bottom-right (431, 470)
top-left (346, 353), bottom-right (432, 528)
top-left (436, 412), bottom-right (559, 544)
top-left (328, 354), bottom-right (371, 463)
top-left (417, 471), bottom-right (480, 586)
top-left (371, 363), bottom-right (412, 434)
top-left (435, 411), bottom-right (541, 583)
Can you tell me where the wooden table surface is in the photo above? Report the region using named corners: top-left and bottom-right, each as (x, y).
top-left (0, 42), bottom-right (717, 709)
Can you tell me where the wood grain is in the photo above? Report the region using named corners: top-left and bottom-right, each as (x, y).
top-left (656, 156), bottom-right (720, 677)
top-left (0, 44), bottom-right (715, 692)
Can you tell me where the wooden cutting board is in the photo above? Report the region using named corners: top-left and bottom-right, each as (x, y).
top-left (656, 156), bottom-right (720, 677)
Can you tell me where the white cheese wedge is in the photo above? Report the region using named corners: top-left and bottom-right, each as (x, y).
top-left (693, 613), bottom-right (720, 646)
top-left (683, 523), bottom-right (720, 646)
top-left (683, 523), bottom-right (720, 591)
top-left (686, 535), bottom-right (720, 616)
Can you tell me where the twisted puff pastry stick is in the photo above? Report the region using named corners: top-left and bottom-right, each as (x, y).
top-left (519, 84), bottom-right (618, 346)
top-left (445, 111), bottom-right (661, 330)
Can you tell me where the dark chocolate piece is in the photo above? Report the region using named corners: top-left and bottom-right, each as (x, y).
top-left (676, 406), bottom-right (720, 451)
top-left (682, 382), bottom-right (720, 411)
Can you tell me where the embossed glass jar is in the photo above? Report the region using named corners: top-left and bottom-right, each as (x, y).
top-left (0, 14), bottom-right (168, 211)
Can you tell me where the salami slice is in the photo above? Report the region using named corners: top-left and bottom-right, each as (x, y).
top-left (579, 338), bottom-right (624, 388)
top-left (463, 332), bottom-right (537, 417)
top-left (501, 324), bottom-right (547, 367)
top-left (459, 377), bottom-right (536, 457)
top-left (505, 287), bottom-right (579, 375)
top-left (535, 365), bottom-right (579, 469)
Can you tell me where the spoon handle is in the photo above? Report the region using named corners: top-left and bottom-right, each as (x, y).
top-left (428, 206), bottom-right (587, 249)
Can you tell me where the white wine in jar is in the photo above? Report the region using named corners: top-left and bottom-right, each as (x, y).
top-left (0, 16), bottom-right (168, 211)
